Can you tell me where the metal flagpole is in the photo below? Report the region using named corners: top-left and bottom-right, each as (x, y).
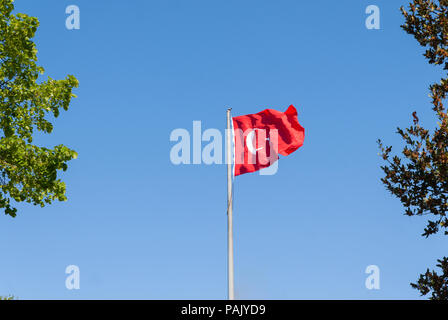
top-left (226, 108), bottom-right (235, 300)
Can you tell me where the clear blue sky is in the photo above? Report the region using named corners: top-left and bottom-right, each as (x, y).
top-left (0, 0), bottom-right (447, 299)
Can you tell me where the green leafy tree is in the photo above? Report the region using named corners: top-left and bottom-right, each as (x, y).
top-left (378, 0), bottom-right (448, 299)
top-left (0, 0), bottom-right (78, 217)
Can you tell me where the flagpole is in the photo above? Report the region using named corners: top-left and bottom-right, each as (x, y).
top-left (226, 108), bottom-right (235, 300)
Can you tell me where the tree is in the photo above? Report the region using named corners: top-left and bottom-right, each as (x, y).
top-left (378, 0), bottom-right (448, 299)
top-left (0, 0), bottom-right (78, 217)
top-left (411, 257), bottom-right (448, 299)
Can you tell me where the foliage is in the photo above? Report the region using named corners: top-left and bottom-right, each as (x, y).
top-left (411, 257), bottom-right (448, 300)
top-left (0, 0), bottom-right (78, 217)
top-left (378, 0), bottom-right (448, 299)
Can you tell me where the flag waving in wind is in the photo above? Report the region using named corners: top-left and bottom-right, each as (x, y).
top-left (232, 105), bottom-right (305, 176)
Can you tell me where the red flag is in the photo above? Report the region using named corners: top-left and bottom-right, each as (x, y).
top-left (232, 105), bottom-right (305, 176)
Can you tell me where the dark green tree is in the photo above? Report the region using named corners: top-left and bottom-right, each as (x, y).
top-left (378, 0), bottom-right (448, 299)
top-left (410, 257), bottom-right (448, 299)
top-left (0, 0), bottom-right (78, 217)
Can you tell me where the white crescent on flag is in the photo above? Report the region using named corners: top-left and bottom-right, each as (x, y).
top-left (246, 129), bottom-right (264, 155)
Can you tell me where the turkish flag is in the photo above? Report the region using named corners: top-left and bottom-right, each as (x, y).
top-left (232, 105), bottom-right (305, 176)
